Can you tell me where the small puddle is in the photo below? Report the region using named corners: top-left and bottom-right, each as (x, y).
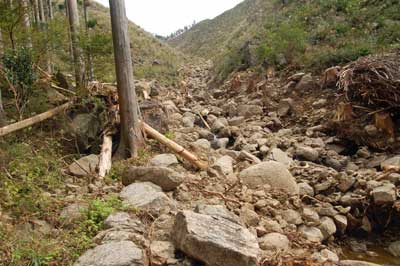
top-left (342, 245), bottom-right (399, 266)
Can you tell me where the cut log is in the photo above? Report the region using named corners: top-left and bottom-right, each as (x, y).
top-left (141, 121), bottom-right (208, 170)
top-left (98, 134), bottom-right (113, 178)
top-left (0, 102), bottom-right (72, 137)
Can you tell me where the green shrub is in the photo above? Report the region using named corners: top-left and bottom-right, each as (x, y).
top-left (257, 21), bottom-right (306, 67)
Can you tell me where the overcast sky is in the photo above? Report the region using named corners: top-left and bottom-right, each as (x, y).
top-left (94, 0), bottom-right (244, 36)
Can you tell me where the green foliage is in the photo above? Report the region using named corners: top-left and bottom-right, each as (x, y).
top-left (87, 19), bottom-right (97, 29)
top-left (257, 21), bottom-right (306, 67)
top-left (80, 196), bottom-right (122, 237)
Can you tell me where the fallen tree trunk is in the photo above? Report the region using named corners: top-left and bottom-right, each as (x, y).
top-left (141, 121), bottom-right (208, 170)
top-left (98, 134), bottom-right (113, 178)
top-left (0, 102), bottom-right (72, 137)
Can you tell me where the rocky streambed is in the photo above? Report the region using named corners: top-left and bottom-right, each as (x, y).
top-left (67, 62), bottom-right (400, 266)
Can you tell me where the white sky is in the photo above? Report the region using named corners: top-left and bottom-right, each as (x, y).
top-left (94, 0), bottom-right (244, 36)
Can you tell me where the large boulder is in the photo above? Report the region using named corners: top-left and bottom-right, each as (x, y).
top-left (120, 182), bottom-right (176, 214)
top-left (173, 211), bottom-right (260, 266)
top-left (122, 167), bottom-right (183, 191)
top-left (149, 154), bottom-right (179, 167)
top-left (74, 241), bottom-right (145, 266)
top-left (238, 161), bottom-right (299, 194)
top-left (68, 154), bottom-right (99, 177)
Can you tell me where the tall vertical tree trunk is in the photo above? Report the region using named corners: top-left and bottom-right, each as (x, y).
top-left (109, 0), bottom-right (144, 158)
top-left (66, 0), bottom-right (85, 90)
top-left (46, 0), bottom-right (53, 73)
top-left (65, 0), bottom-right (73, 57)
top-left (33, 0), bottom-right (40, 25)
top-left (0, 30), bottom-right (4, 57)
top-left (47, 0), bottom-right (53, 19)
top-left (22, 0), bottom-right (33, 48)
top-left (0, 31), bottom-right (5, 126)
top-left (83, 0), bottom-right (93, 80)
top-left (38, 0), bottom-right (45, 23)
top-left (0, 88), bottom-right (6, 127)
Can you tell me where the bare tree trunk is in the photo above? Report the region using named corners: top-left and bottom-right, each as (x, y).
top-left (47, 0), bottom-right (53, 19)
top-left (33, 0), bottom-right (40, 25)
top-left (22, 0), bottom-right (33, 48)
top-left (0, 30), bottom-right (4, 57)
top-left (0, 88), bottom-right (6, 127)
top-left (109, 0), bottom-right (144, 158)
top-left (64, 0), bottom-right (73, 57)
top-left (66, 0), bottom-right (85, 90)
top-left (83, 0), bottom-right (93, 80)
top-left (38, 0), bottom-right (45, 23)
top-left (46, 0), bottom-right (53, 73)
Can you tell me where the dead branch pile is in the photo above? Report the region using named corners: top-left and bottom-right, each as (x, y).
top-left (330, 52), bottom-right (400, 150)
top-left (338, 53), bottom-right (400, 109)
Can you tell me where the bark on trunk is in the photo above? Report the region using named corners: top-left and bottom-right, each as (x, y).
top-left (33, 0), bottom-right (40, 25)
top-left (66, 0), bottom-right (85, 90)
top-left (22, 0), bottom-right (33, 48)
top-left (83, 0), bottom-right (94, 81)
top-left (0, 88), bottom-right (6, 127)
top-left (109, 0), bottom-right (144, 158)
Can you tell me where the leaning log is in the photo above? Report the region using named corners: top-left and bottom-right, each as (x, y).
top-left (98, 134), bottom-right (113, 178)
top-left (0, 102), bottom-right (72, 137)
top-left (141, 121), bottom-right (208, 170)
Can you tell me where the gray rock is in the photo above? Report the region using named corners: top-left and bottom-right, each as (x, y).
top-left (229, 116), bottom-right (245, 126)
top-left (281, 209), bottom-right (302, 225)
top-left (120, 182), bottom-right (176, 214)
top-left (318, 216), bottom-right (337, 239)
top-left (371, 184), bottom-right (396, 205)
top-left (122, 167), bottom-right (183, 191)
top-left (192, 139), bottom-right (211, 150)
top-left (268, 148), bottom-right (293, 167)
top-left (261, 219), bottom-right (283, 233)
top-left (303, 208), bottom-right (320, 225)
top-left (298, 226), bottom-right (324, 243)
top-left (68, 155), bottom-right (99, 177)
top-left (295, 74), bottom-right (317, 90)
top-left (381, 156), bottom-right (400, 169)
top-left (239, 161), bottom-right (299, 194)
top-left (298, 182), bottom-right (315, 197)
top-left (237, 104), bottom-right (263, 118)
top-left (311, 249), bottom-right (339, 263)
top-left (334, 215), bottom-right (348, 234)
top-left (74, 241), bottom-right (144, 266)
top-left (211, 138), bottom-right (229, 149)
top-left (150, 241), bottom-right (178, 266)
top-left (60, 203), bottom-right (88, 227)
top-left (259, 233), bottom-right (289, 252)
top-left (104, 212), bottom-right (144, 230)
top-left (211, 118), bottom-right (229, 133)
top-left (277, 98), bottom-right (293, 117)
top-left (295, 145), bottom-right (319, 162)
top-left (338, 176), bottom-right (356, 192)
top-left (213, 155), bottom-right (234, 175)
top-left (388, 241), bottom-right (400, 257)
top-left (182, 116), bottom-right (195, 128)
top-left (149, 154), bottom-right (178, 167)
top-left (173, 211), bottom-right (260, 266)
top-left (69, 114), bottom-right (100, 149)
top-left (239, 207), bottom-right (260, 227)
top-left (199, 129), bottom-right (215, 141)
top-left (195, 204), bottom-right (240, 224)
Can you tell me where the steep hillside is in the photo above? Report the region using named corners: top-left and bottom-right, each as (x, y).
top-left (170, 0), bottom-right (400, 81)
top-left (168, 0), bottom-right (272, 60)
top-left (87, 1), bottom-right (183, 84)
